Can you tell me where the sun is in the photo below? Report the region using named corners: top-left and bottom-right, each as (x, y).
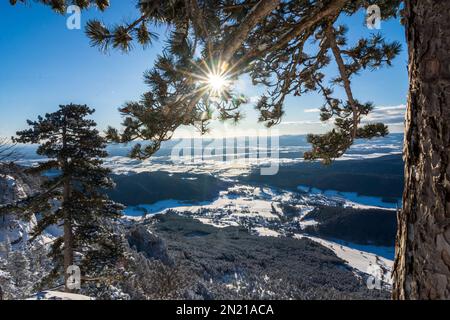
top-left (188, 60), bottom-right (234, 98)
top-left (208, 74), bottom-right (227, 91)
top-left (206, 72), bottom-right (230, 96)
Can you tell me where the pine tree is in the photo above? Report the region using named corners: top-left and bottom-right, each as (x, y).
top-left (9, 0), bottom-right (110, 14)
top-left (6, 250), bottom-right (31, 289)
top-left (13, 104), bottom-right (125, 292)
top-left (82, 0), bottom-right (400, 162)
top-left (93, 0), bottom-right (447, 300)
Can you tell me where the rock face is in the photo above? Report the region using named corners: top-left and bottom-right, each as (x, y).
top-left (127, 225), bottom-right (173, 266)
top-left (0, 164), bottom-right (44, 248)
top-left (0, 163), bottom-right (42, 205)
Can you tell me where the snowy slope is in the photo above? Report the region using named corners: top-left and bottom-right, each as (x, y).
top-left (27, 291), bottom-right (93, 300)
top-left (294, 235), bottom-right (392, 286)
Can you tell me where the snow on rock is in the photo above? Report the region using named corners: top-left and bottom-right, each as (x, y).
top-left (127, 225), bottom-right (173, 265)
top-left (0, 269), bottom-right (10, 278)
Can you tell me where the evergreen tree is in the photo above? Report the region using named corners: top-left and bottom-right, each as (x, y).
top-left (9, 0), bottom-right (110, 14)
top-left (82, 0), bottom-right (401, 161)
top-left (13, 104), bottom-right (125, 292)
top-left (6, 250), bottom-right (31, 289)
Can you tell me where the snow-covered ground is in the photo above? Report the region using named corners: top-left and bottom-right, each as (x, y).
top-left (122, 184), bottom-right (395, 286)
top-left (27, 291), bottom-right (93, 300)
top-left (294, 234), bottom-right (392, 286)
top-left (297, 185), bottom-right (400, 209)
top-left (2, 135), bottom-right (403, 296)
top-left (95, 134), bottom-right (403, 178)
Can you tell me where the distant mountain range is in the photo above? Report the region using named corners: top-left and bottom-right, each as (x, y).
top-left (11, 133), bottom-right (403, 163)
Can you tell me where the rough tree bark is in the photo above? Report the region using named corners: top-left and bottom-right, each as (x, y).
top-left (393, 0), bottom-right (450, 299)
top-left (63, 178), bottom-right (74, 292)
top-left (61, 116), bottom-right (74, 292)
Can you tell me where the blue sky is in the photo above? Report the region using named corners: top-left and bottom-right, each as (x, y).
top-left (0, 1), bottom-right (408, 138)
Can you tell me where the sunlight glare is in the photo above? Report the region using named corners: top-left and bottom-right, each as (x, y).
top-left (207, 73), bottom-right (229, 95)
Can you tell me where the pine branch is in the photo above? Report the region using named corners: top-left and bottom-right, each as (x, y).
top-left (222, 0), bottom-right (281, 62)
top-left (326, 24), bottom-right (358, 139)
top-left (241, 0), bottom-right (349, 64)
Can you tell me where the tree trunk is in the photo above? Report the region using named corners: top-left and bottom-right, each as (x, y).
top-left (63, 178), bottom-right (74, 293)
top-left (393, 0), bottom-right (450, 299)
top-left (61, 115), bottom-right (74, 293)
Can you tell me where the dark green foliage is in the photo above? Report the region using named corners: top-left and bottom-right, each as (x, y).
top-left (241, 154), bottom-right (404, 200)
top-left (10, 0), bottom-right (110, 13)
top-left (13, 104), bottom-right (125, 287)
top-left (303, 206), bottom-right (397, 247)
top-left (108, 172), bottom-right (228, 206)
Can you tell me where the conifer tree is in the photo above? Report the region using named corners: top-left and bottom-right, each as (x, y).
top-left (9, 0), bottom-right (110, 14)
top-left (13, 104), bottom-right (125, 292)
top-left (6, 250), bottom-right (31, 289)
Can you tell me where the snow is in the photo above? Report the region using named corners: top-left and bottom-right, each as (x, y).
top-left (195, 217), bottom-right (239, 228)
top-left (0, 269), bottom-right (10, 278)
top-left (326, 238), bottom-right (395, 260)
top-left (124, 199), bottom-right (196, 216)
top-left (1, 174), bottom-right (16, 188)
top-left (0, 174), bottom-right (27, 199)
top-left (297, 185), bottom-right (400, 209)
top-left (298, 219), bottom-right (319, 229)
top-left (3, 140), bottom-right (403, 294)
top-left (27, 291), bottom-right (93, 300)
top-left (103, 152), bottom-right (403, 180)
top-left (254, 227), bottom-right (281, 237)
top-left (125, 184), bottom-right (395, 284)
top-left (124, 186), bottom-right (282, 221)
top-left (338, 151), bottom-right (402, 161)
top-left (294, 234), bottom-right (393, 284)
top-left (124, 184), bottom-right (395, 284)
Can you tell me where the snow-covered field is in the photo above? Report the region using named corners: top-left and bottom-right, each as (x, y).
top-left (297, 185), bottom-right (400, 209)
top-left (295, 235), bottom-right (393, 286)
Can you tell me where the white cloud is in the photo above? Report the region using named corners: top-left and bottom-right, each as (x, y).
top-left (246, 95), bottom-right (261, 104)
top-left (303, 108), bottom-right (321, 113)
top-left (280, 120), bottom-right (327, 126)
top-left (281, 104), bottom-right (406, 134)
top-left (363, 104), bottom-right (406, 125)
